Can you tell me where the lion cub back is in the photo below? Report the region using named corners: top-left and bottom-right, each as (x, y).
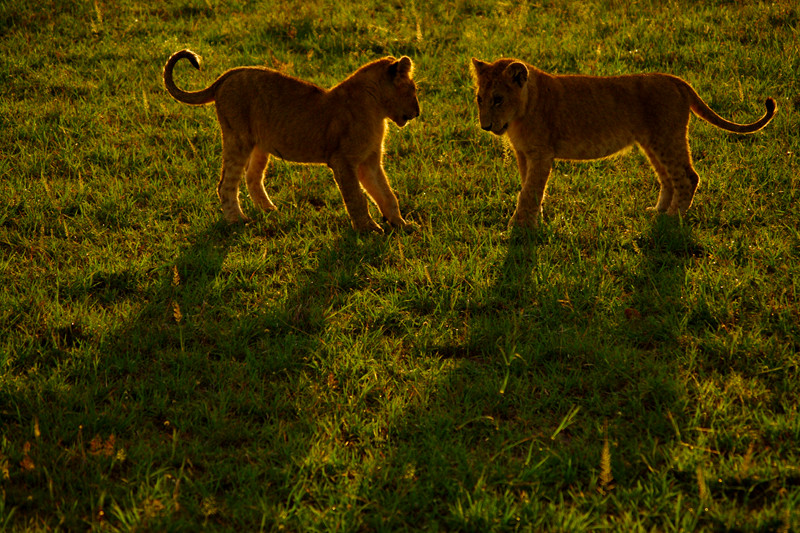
top-left (212, 67), bottom-right (333, 164)
top-left (546, 73), bottom-right (688, 160)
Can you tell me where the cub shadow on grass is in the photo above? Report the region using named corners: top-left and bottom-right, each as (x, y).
top-left (98, 216), bottom-right (394, 374)
top-left (98, 219), bottom-right (397, 523)
top-left (1, 218), bottom-right (235, 528)
top-left (376, 217), bottom-right (703, 528)
top-left (625, 215), bottom-right (706, 350)
top-left (104, 216), bottom-right (394, 398)
top-left (8, 212), bottom-right (713, 529)
top-left (5, 211), bottom-right (397, 528)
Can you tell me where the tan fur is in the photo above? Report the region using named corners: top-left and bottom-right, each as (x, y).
top-left (163, 49), bottom-right (420, 232)
top-left (471, 57), bottom-right (776, 227)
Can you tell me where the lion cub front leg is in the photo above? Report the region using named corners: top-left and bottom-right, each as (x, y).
top-left (510, 151), bottom-right (553, 228)
top-left (329, 157), bottom-right (383, 233)
top-left (642, 141), bottom-right (699, 215)
top-left (357, 152), bottom-right (407, 229)
top-left (245, 146), bottom-right (278, 213)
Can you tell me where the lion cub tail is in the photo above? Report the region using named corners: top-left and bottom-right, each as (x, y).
top-left (163, 49), bottom-right (218, 106)
top-left (682, 80), bottom-right (777, 134)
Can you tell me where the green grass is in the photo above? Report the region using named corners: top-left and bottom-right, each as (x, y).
top-left (1, 0), bottom-right (799, 530)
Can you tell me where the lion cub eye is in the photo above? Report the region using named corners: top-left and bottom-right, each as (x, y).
top-left (492, 95), bottom-right (504, 107)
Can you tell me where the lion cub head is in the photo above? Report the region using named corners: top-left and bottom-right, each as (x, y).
top-left (471, 58), bottom-right (529, 135)
top-left (382, 56), bottom-right (420, 127)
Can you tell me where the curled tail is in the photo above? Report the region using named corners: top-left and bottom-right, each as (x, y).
top-left (681, 80), bottom-right (777, 134)
top-left (163, 49), bottom-right (218, 105)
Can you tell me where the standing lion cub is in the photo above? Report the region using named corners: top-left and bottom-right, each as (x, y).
top-left (471, 57), bottom-right (776, 227)
top-left (163, 49), bottom-right (420, 233)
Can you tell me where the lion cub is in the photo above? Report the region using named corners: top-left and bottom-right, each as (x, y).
top-left (471, 57), bottom-right (776, 227)
top-left (163, 50), bottom-right (420, 233)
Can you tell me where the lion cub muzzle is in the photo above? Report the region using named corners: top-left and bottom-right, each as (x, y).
top-left (480, 122), bottom-right (508, 135)
top-left (405, 100), bottom-right (421, 123)
top-left (401, 107), bottom-right (420, 125)
top-left (396, 106), bottom-right (420, 127)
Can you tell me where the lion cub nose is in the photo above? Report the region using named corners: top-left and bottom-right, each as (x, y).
top-left (403, 108), bottom-right (420, 122)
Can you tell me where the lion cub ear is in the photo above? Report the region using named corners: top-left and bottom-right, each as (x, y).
top-left (506, 62), bottom-right (528, 87)
top-left (389, 56), bottom-right (414, 79)
top-left (471, 58), bottom-right (489, 77)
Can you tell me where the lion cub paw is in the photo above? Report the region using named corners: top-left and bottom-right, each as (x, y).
top-left (252, 198), bottom-right (278, 212)
top-left (509, 212), bottom-right (540, 230)
top-left (223, 211), bottom-right (251, 224)
top-left (384, 216), bottom-right (419, 233)
top-left (390, 218), bottom-right (420, 234)
top-left (353, 219), bottom-right (385, 234)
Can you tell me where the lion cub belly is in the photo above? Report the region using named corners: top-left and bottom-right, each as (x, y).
top-left (261, 135), bottom-right (328, 165)
top-left (554, 132), bottom-right (636, 161)
top-left (551, 105), bottom-right (639, 161)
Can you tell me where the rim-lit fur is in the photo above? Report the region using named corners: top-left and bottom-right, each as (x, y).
top-left (163, 50), bottom-right (421, 232)
top-left (471, 57), bottom-right (776, 225)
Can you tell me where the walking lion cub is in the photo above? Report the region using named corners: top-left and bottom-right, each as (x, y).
top-left (163, 50), bottom-right (420, 233)
top-left (471, 57), bottom-right (776, 227)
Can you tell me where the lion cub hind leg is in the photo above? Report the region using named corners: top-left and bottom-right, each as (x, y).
top-left (217, 136), bottom-right (253, 223)
top-left (245, 147), bottom-right (278, 213)
top-left (641, 146), bottom-right (675, 212)
top-left (677, 165), bottom-right (700, 214)
top-left (645, 138), bottom-right (699, 215)
top-left (356, 152), bottom-right (407, 229)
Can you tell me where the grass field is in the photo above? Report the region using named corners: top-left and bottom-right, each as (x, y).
top-left (1, 0), bottom-right (799, 530)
